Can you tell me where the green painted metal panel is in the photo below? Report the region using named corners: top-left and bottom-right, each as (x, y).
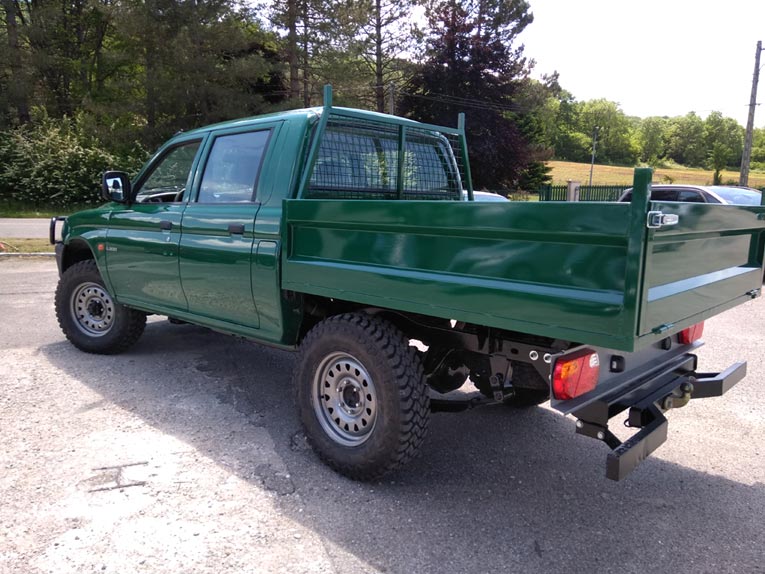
top-left (60, 209), bottom-right (113, 290)
top-left (638, 201), bottom-right (765, 335)
top-left (178, 203), bottom-right (260, 327)
top-left (106, 203), bottom-right (188, 311)
top-left (283, 199), bottom-right (639, 350)
top-left (282, 168), bottom-right (765, 352)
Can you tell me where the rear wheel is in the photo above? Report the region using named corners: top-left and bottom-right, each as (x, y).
top-left (294, 313), bottom-right (430, 480)
top-left (55, 260), bottom-right (146, 354)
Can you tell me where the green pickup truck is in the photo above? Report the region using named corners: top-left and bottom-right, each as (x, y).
top-left (51, 87), bottom-right (765, 481)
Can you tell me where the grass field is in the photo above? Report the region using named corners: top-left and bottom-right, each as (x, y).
top-left (548, 161), bottom-right (765, 188)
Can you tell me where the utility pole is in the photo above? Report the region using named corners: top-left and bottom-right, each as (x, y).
top-left (588, 126), bottom-right (599, 187)
top-left (740, 40), bottom-right (763, 187)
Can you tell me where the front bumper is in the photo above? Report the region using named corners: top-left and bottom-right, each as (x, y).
top-left (572, 356), bottom-right (746, 480)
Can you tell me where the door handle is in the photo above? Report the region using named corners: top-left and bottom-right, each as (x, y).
top-left (228, 223), bottom-right (245, 235)
top-left (159, 220), bottom-right (173, 231)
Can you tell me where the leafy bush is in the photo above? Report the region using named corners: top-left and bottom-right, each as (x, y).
top-left (0, 112), bottom-right (148, 207)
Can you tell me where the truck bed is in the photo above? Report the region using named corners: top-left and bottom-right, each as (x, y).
top-left (282, 173), bottom-right (765, 352)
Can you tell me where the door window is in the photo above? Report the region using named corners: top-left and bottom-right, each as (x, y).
top-left (197, 130), bottom-right (271, 203)
top-left (134, 141), bottom-right (201, 203)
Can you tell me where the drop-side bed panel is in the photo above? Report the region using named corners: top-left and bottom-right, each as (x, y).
top-left (283, 193), bottom-right (765, 352)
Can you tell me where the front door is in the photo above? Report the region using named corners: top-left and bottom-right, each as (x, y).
top-left (106, 138), bottom-right (204, 312)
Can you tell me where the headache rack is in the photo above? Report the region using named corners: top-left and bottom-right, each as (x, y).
top-left (299, 85), bottom-right (474, 202)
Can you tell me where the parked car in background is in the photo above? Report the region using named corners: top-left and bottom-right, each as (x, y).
top-left (619, 184), bottom-right (763, 205)
top-left (464, 190), bottom-right (510, 202)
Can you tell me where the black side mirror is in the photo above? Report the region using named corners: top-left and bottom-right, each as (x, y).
top-left (101, 171), bottom-right (131, 203)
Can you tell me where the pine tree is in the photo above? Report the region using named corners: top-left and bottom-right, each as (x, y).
top-left (400, 0), bottom-right (535, 189)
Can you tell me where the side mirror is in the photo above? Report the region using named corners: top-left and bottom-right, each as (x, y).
top-left (101, 171), bottom-right (131, 203)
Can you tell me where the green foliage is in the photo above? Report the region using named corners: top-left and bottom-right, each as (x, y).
top-left (704, 111), bottom-right (743, 165)
top-left (0, 113), bottom-right (147, 207)
top-left (664, 113), bottom-right (705, 166)
top-left (1, 0), bottom-right (756, 208)
top-left (577, 99), bottom-right (638, 165)
top-left (400, 0), bottom-right (536, 189)
top-left (638, 117), bottom-right (667, 164)
top-left (709, 142), bottom-right (731, 185)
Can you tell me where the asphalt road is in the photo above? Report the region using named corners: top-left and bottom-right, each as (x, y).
top-left (2, 259), bottom-right (764, 574)
top-left (0, 218), bottom-right (51, 238)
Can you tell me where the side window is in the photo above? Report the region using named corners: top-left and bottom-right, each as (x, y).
top-left (677, 190), bottom-right (705, 203)
top-left (650, 189), bottom-right (679, 202)
top-left (135, 141), bottom-right (201, 203)
top-left (198, 130), bottom-right (270, 203)
top-left (703, 192), bottom-right (722, 204)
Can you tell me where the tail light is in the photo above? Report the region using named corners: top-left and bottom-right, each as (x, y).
top-left (552, 349), bottom-right (600, 400)
top-left (678, 322), bottom-right (704, 345)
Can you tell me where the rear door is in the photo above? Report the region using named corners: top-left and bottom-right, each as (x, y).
top-left (178, 123), bottom-right (279, 328)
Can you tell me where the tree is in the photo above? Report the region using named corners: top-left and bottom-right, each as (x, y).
top-left (399, 0), bottom-right (535, 189)
top-left (708, 142), bottom-right (730, 185)
top-left (704, 111), bottom-right (743, 166)
top-left (665, 113), bottom-right (706, 166)
top-left (637, 116), bottom-right (667, 164)
top-left (119, 0), bottom-right (287, 144)
top-left (354, 0), bottom-right (419, 112)
top-left (751, 127), bottom-right (765, 166)
top-left (2, 0), bottom-right (30, 124)
top-left (577, 99), bottom-right (637, 165)
top-left (271, 0), bottom-right (341, 106)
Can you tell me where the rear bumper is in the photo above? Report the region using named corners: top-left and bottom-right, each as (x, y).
top-left (571, 357), bottom-right (746, 481)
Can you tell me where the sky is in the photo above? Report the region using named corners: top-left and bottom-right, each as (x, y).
top-left (518, 0), bottom-right (765, 128)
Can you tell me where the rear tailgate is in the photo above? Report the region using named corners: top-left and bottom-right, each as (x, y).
top-left (637, 198), bottom-right (765, 341)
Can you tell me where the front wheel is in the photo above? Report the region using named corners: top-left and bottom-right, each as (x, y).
top-left (294, 313), bottom-right (430, 480)
top-left (55, 259), bottom-right (146, 354)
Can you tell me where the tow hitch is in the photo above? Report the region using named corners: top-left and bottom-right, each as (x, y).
top-left (572, 361), bottom-right (746, 481)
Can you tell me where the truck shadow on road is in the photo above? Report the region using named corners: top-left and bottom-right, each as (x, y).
top-left (42, 320), bottom-right (765, 574)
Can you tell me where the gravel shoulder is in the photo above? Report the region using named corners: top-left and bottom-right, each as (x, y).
top-left (1, 259), bottom-right (764, 574)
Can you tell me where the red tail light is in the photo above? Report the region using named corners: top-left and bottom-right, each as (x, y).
top-left (552, 349), bottom-right (600, 400)
top-left (678, 322), bottom-right (704, 345)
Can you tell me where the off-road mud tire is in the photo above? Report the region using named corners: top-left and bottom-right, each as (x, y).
top-left (55, 259), bottom-right (146, 354)
top-left (295, 313), bottom-right (430, 480)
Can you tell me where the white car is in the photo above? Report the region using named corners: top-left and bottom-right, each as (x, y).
top-left (463, 190), bottom-right (510, 202)
top-left (619, 184), bottom-right (762, 205)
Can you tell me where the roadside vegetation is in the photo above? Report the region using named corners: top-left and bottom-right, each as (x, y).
top-left (0, 238), bottom-right (53, 253)
top-left (2, 0), bottom-right (764, 214)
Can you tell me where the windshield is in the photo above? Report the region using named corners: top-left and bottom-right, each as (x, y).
top-left (712, 187), bottom-right (762, 205)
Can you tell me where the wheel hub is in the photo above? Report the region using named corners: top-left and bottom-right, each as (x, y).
top-left (338, 378), bottom-right (364, 415)
top-left (70, 282), bottom-right (115, 337)
top-left (312, 352), bottom-right (377, 446)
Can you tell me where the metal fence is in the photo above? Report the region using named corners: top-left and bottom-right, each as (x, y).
top-left (538, 184), bottom-right (627, 202)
